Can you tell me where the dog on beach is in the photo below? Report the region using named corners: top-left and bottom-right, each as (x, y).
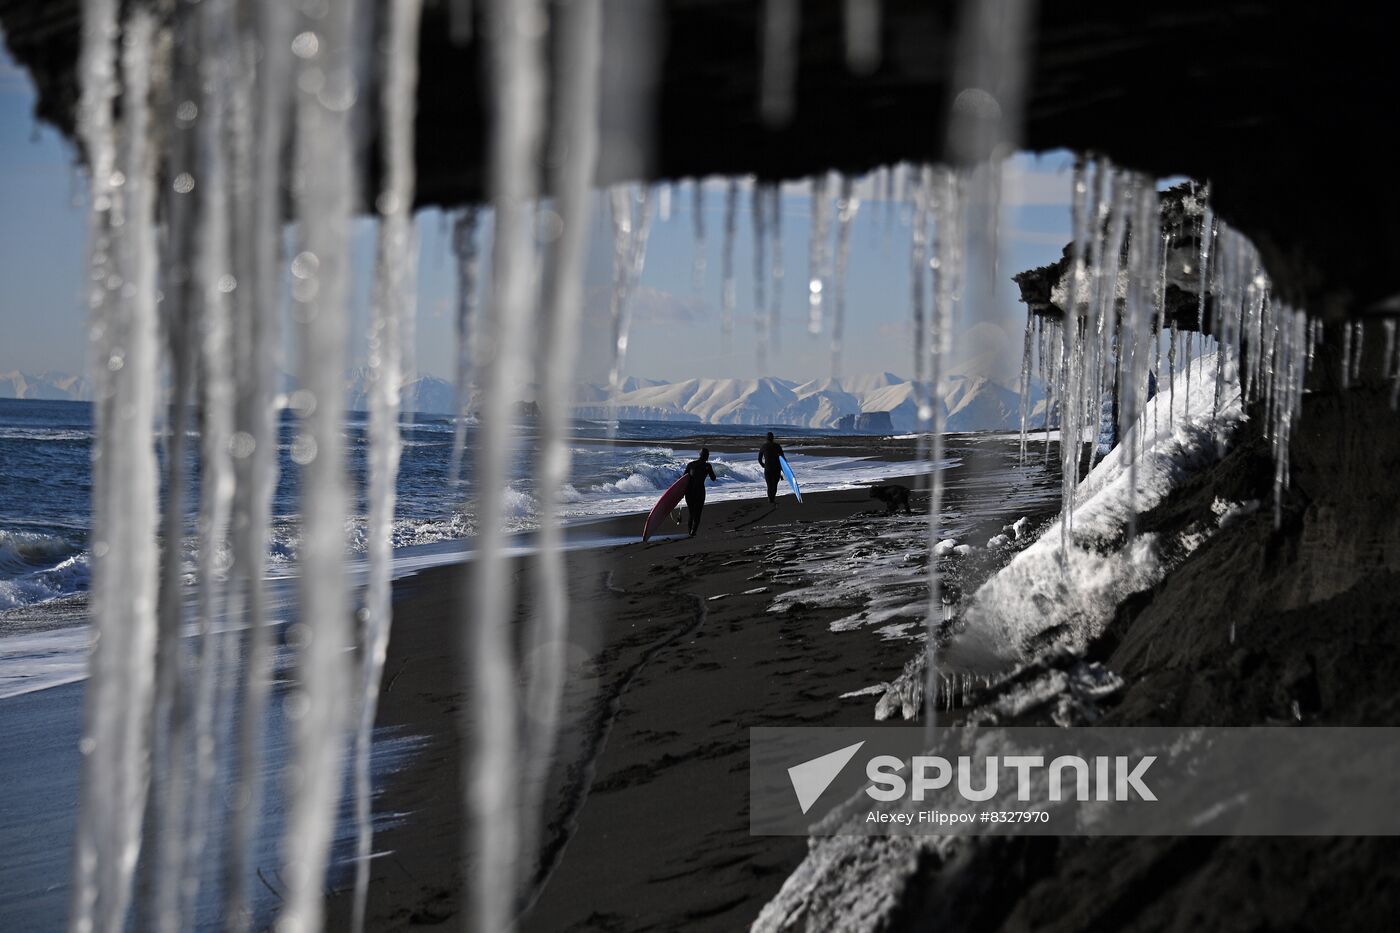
top-left (868, 483), bottom-right (913, 515)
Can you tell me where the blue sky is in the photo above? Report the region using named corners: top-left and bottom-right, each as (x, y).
top-left (0, 41), bottom-right (1075, 387)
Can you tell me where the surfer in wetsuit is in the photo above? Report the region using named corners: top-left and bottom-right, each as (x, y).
top-left (758, 432), bottom-right (784, 504)
top-left (684, 448), bottom-right (718, 537)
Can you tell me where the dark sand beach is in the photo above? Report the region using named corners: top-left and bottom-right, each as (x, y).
top-left (329, 434), bottom-right (1060, 931)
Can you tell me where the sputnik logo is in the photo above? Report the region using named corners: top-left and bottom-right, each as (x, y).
top-left (787, 741), bottom-right (865, 814)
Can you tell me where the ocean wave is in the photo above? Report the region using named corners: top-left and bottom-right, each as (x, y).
top-left (0, 428), bottom-right (93, 442)
top-left (0, 529), bottom-right (79, 574)
top-left (0, 552), bottom-right (91, 611)
top-left (584, 453), bottom-right (765, 497)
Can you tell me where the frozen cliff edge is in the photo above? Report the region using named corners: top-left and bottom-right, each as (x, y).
top-left (873, 353), bottom-right (1241, 721)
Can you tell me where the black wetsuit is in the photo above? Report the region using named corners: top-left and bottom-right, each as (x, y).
top-left (758, 441), bottom-right (785, 503)
top-left (683, 458), bottom-right (718, 536)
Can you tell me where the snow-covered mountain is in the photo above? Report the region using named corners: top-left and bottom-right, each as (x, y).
top-left (6, 366), bottom-right (1045, 433)
top-left (345, 371), bottom-right (457, 415)
top-left (0, 371), bottom-right (94, 401)
top-left (573, 372), bottom-right (1046, 433)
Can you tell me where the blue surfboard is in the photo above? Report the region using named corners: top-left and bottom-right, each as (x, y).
top-left (779, 455), bottom-right (802, 503)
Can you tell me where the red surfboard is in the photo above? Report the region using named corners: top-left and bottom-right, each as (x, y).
top-left (642, 473), bottom-right (690, 542)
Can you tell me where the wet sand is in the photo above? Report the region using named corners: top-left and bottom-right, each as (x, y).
top-left (332, 435), bottom-right (1059, 931)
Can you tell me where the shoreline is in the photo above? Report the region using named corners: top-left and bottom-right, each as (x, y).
top-left (0, 444), bottom-right (929, 698)
top-left (330, 434), bottom-right (1060, 930)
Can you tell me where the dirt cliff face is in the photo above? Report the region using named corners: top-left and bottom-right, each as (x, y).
top-left (4, 0), bottom-right (1397, 321)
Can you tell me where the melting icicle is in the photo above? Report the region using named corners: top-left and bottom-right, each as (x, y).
top-left (146, 0), bottom-right (202, 927)
top-left (844, 0), bottom-right (882, 73)
top-left (1111, 180), bottom-right (1160, 540)
top-left (720, 179), bottom-right (739, 352)
top-left (830, 176), bottom-right (859, 378)
top-left (1056, 159), bottom-right (1093, 544)
top-left (70, 6), bottom-right (162, 932)
top-left (1351, 321), bottom-right (1366, 385)
top-left (768, 184), bottom-right (784, 357)
top-left (450, 0), bottom-right (474, 43)
top-left (352, 3), bottom-right (424, 932)
top-left (449, 207), bottom-right (481, 485)
top-left (519, 0), bottom-right (603, 902)
top-left (910, 167), bottom-right (932, 471)
top-left (760, 0), bottom-right (799, 125)
top-left (469, 2), bottom-right (546, 929)
top-left (807, 173), bottom-right (831, 335)
top-left (607, 185), bottom-right (656, 417)
top-left (752, 182), bottom-right (769, 369)
top-left (224, 3), bottom-right (292, 928)
top-left (280, 0), bottom-right (359, 927)
top-left (691, 180), bottom-right (706, 294)
top-left (923, 167), bottom-right (961, 736)
top-left (178, 1), bottom-right (239, 922)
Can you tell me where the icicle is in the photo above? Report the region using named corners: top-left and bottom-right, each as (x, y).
top-left (1168, 323), bottom-right (1177, 426)
top-left (1184, 328), bottom-right (1193, 418)
top-left (279, 0), bottom-right (359, 929)
top-left (807, 173), bottom-right (831, 335)
top-left (752, 182), bottom-right (769, 369)
top-left (1016, 306), bottom-right (1033, 463)
top-left (923, 168), bottom-right (961, 736)
top-left (910, 167), bottom-right (932, 471)
top-left (1089, 170), bottom-right (1129, 471)
top-left (468, 0), bottom-right (547, 927)
top-left (768, 184), bottom-right (784, 356)
top-left (449, 207), bottom-right (481, 485)
top-left (1154, 231), bottom-right (1170, 434)
top-left (691, 180), bottom-right (706, 294)
top-left (1120, 181), bottom-right (1160, 539)
top-left (145, 0), bottom-right (201, 926)
top-left (450, 0), bottom-right (474, 43)
top-left (830, 176), bottom-right (859, 379)
top-left (519, 0), bottom-right (603, 903)
top-left (760, 0), bottom-right (799, 125)
top-left (1057, 159), bottom-right (1094, 543)
top-left (1384, 320), bottom-right (1398, 409)
top-left (70, 6), bottom-right (162, 932)
top-left (608, 186), bottom-right (656, 417)
top-left (720, 179), bottom-right (739, 352)
top-left (352, 4), bottom-right (423, 932)
top-left (223, 6), bottom-right (292, 931)
top-left (1350, 321), bottom-right (1366, 385)
top-left (844, 0), bottom-right (882, 73)
top-left (178, 1), bottom-right (240, 922)
top-left (659, 183), bottom-right (672, 222)
top-left (1190, 196), bottom-right (1213, 420)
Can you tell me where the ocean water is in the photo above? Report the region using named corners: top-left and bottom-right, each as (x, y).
top-left (0, 398), bottom-right (920, 622)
